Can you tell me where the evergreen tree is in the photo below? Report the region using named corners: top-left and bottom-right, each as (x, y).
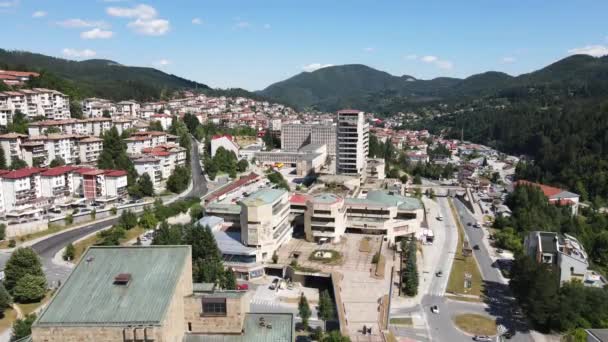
top-left (0, 283), bottom-right (12, 315)
top-left (12, 274), bottom-right (46, 303)
top-left (221, 268), bottom-right (237, 290)
top-left (138, 206), bottom-right (158, 230)
top-left (152, 221), bottom-right (182, 245)
top-left (0, 146), bottom-right (7, 170)
top-left (137, 173), bottom-right (155, 197)
top-left (298, 293), bottom-right (312, 331)
top-left (11, 313), bottom-right (37, 341)
top-left (7, 111), bottom-right (28, 134)
top-left (166, 166), bottom-right (191, 193)
top-left (49, 156), bottom-right (65, 167)
top-left (318, 290), bottom-right (335, 330)
top-left (63, 243), bottom-right (75, 261)
top-left (98, 127), bottom-right (137, 185)
top-left (118, 210), bottom-right (137, 230)
top-left (9, 157), bottom-right (27, 170)
top-left (4, 248), bottom-right (45, 293)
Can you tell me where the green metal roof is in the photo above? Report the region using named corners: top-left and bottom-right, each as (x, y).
top-left (240, 189), bottom-right (285, 207)
top-left (205, 203), bottom-right (242, 215)
top-left (36, 246), bottom-right (190, 327)
top-left (312, 193), bottom-right (342, 205)
top-left (183, 313), bottom-right (293, 342)
top-left (345, 190), bottom-right (423, 211)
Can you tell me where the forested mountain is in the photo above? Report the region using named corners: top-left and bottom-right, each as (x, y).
top-left (0, 49), bottom-right (264, 102)
top-left (259, 55), bottom-right (608, 113)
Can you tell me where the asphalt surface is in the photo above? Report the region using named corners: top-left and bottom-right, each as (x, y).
top-left (1, 137), bottom-right (207, 285)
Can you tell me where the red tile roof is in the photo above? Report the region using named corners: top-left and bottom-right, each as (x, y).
top-left (211, 134), bottom-right (233, 141)
top-left (515, 180), bottom-right (563, 198)
top-left (289, 193), bottom-right (312, 205)
top-left (104, 170), bottom-right (128, 177)
top-left (1, 167), bottom-right (45, 179)
top-left (40, 166), bottom-right (78, 177)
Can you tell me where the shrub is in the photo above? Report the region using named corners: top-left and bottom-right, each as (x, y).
top-left (12, 274), bottom-right (46, 303)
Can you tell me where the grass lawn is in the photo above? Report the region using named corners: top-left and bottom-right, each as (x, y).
top-left (73, 227), bottom-right (145, 263)
top-left (385, 330), bottom-right (398, 342)
top-left (0, 307), bottom-right (17, 333)
top-left (389, 317), bottom-right (413, 326)
top-left (453, 313), bottom-right (497, 335)
top-left (17, 291), bottom-right (53, 316)
top-left (446, 199), bottom-right (484, 300)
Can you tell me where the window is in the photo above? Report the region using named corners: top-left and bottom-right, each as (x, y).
top-left (201, 298), bottom-right (227, 316)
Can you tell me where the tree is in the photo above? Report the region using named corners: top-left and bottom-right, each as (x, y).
top-left (102, 109), bottom-right (111, 118)
top-left (11, 313), bottom-right (37, 341)
top-left (0, 146), bottom-right (6, 170)
top-left (0, 223), bottom-right (6, 241)
top-left (221, 268), bottom-right (237, 290)
top-left (189, 204), bottom-right (204, 222)
top-left (322, 331), bottom-right (351, 342)
top-left (63, 242), bottom-right (75, 261)
top-left (413, 175), bottom-right (422, 185)
top-left (7, 111), bottom-right (28, 134)
top-left (139, 206), bottom-right (158, 230)
top-left (236, 159), bottom-right (249, 172)
top-left (0, 283), bottom-right (12, 316)
top-left (318, 290), bottom-right (335, 330)
top-left (137, 173), bottom-right (155, 197)
top-left (9, 157), bottom-right (27, 170)
top-left (118, 210), bottom-right (138, 230)
top-left (70, 101), bottom-right (83, 119)
top-left (148, 121), bottom-right (164, 132)
top-left (45, 126), bottom-right (62, 134)
top-left (97, 226), bottom-right (126, 246)
top-left (402, 239), bottom-right (419, 296)
top-left (152, 221), bottom-right (182, 245)
top-left (298, 293), bottom-right (312, 331)
top-left (4, 248), bottom-right (44, 293)
top-left (98, 127), bottom-right (137, 185)
top-left (12, 274), bottom-right (46, 303)
top-left (65, 213), bottom-right (73, 225)
top-left (90, 208), bottom-right (96, 220)
top-left (49, 156), bottom-right (65, 167)
top-left (166, 166), bottom-right (191, 193)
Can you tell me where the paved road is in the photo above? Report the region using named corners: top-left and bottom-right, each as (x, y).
top-left (0, 137), bottom-right (207, 285)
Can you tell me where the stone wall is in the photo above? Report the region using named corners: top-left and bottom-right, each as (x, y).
top-left (183, 294), bottom-right (249, 334)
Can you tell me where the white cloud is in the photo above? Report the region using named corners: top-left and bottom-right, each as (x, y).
top-left (364, 47), bottom-right (375, 53)
top-left (263, 23), bottom-right (271, 30)
top-left (501, 56), bottom-right (516, 64)
top-left (108, 4), bottom-right (169, 36)
top-left (128, 18), bottom-right (169, 36)
top-left (420, 55), bottom-right (453, 70)
top-left (155, 59), bottom-right (171, 67)
top-left (57, 19), bottom-right (109, 29)
top-left (106, 4), bottom-right (156, 19)
top-left (32, 10), bottom-right (46, 18)
top-left (404, 54), bottom-right (418, 60)
top-left (81, 28), bottom-right (114, 39)
top-left (568, 45), bottom-right (608, 57)
top-left (62, 48), bottom-right (96, 58)
top-left (302, 63), bottom-right (334, 72)
top-left (192, 17), bottom-right (202, 25)
top-left (234, 21), bottom-right (250, 29)
top-left (0, 0), bottom-right (19, 8)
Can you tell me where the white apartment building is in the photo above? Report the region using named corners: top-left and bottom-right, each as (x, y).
top-left (82, 98), bottom-right (115, 118)
top-left (0, 133), bottom-right (27, 167)
top-left (0, 167), bottom-right (43, 214)
top-left (0, 89), bottom-right (70, 124)
top-left (210, 134), bottom-right (239, 158)
top-left (112, 119), bottom-right (134, 136)
top-left (28, 118), bottom-right (112, 137)
top-left (115, 101), bottom-right (140, 117)
top-left (39, 166), bottom-right (76, 203)
top-left (77, 136), bottom-right (103, 164)
top-left (133, 156), bottom-right (163, 189)
top-left (239, 188), bottom-right (292, 261)
top-left (125, 131), bottom-right (168, 154)
top-left (151, 113), bottom-right (173, 130)
top-left (281, 123), bottom-right (337, 155)
top-left (336, 109), bottom-right (369, 176)
top-left (24, 134), bottom-right (77, 166)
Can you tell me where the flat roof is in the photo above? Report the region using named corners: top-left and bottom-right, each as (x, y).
top-left (345, 190), bottom-right (423, 211)
top-left (240, 188), bottom-right (285, 207)
top-left (213, 229), bottom-right (257, 256)
top-left (36, 246), bottom-right (190, 327)
top-left (183, 313), bottom-right (293, 342)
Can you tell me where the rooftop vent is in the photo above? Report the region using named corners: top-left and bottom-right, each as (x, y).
top-left (114, 273), bottom-right (132, 286)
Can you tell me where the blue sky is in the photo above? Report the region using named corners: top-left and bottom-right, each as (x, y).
top-left (1, 0), bottom-right (607, 91)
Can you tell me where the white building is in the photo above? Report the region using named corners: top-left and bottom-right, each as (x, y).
top-left (0, 167), bottom-right (43, 214)
top-left (77, 136), bottom-right (103, 164)
top-left (133, 156), bottom-right (163, 190)
top-left (0, 133), bottom-right (27, 167)
top-left (210, 134), bottom-right (239, 158)
top-left (336, 109), bottom-right (369, 176)
top-left (0, 88), bottom-right (70, 125)
top-left (151, 113), bottom-right (173, 131)
top-left (125, 131), bottom-right (168, 154)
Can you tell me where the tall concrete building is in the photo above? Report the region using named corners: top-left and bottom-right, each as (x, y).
top-left (282, 123), bottom-right (336, 155)
top-left (336, 109), bottom-right (369, 176)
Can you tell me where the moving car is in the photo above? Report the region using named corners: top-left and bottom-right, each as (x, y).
top-left (436, 214), bottom-right (443, 221)
top-left (473, 336), bottom-right (492, 342)
top-left (473, 222), bottom-right (482, 228)
top-left (473, 244), bottom-right (480, 250)
top-left (430, 305), bottom-right (439, 314)
top-left (435, 271), bottom-right (443, 277)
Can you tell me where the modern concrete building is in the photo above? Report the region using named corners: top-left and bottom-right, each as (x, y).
top-left (28, 246), bottom-right (293, 342)
top-left (239, 188), bottom-right (292, 261)
top-left (0, 132), bottom-right (27, 167)
top-left (304, 193), bottom-right (347, 243)
top-left (281, 123), bottom-right (336, 155)
top-left (524, 231), bottom-right (606, 287)
top-left (303, 190), bottom-right (424, 244)
top-left (336, 109), bottom-right (369, 176)
top-left (210, 134), bottom-right (240, 158)
top-left (254, 143), bottom-right (327, 177)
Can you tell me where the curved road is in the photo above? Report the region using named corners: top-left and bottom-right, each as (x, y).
top-left (2, 137), bottom-right (207, 285)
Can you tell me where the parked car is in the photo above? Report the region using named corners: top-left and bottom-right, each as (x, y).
top-left (473, 244), bottom-right (480, 250)
top-left (430, 305), bottom-right (439, 314)
top-left (269, 278), bottom-right (280, 290)
top-left (474, 222), bottom-right (482, 228)
top-left (237, 283), bottom-right (249, 290)
top-left (473, 335), bottom-right (492, 341)
top-left (436, 214), bottom-right (443, 221)
top-left (435, 271), bottom-right (443, 277)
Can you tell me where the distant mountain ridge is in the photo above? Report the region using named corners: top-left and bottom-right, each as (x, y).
top-left (0, 49), bottom-right (265, 102)
top-left (259, 55), bottom-right (608, 112)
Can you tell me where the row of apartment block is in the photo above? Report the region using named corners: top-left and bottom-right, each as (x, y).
top-left (28, 117), bottom-right (134, 137)
top-left (0, 133), bottom-right (103, 168)
top-left (0, 166), bottom-right (127, 215)
top-left (131, 143), bottom-right (188, 189)
top-left (0, 88), bottom-right (70, 125)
